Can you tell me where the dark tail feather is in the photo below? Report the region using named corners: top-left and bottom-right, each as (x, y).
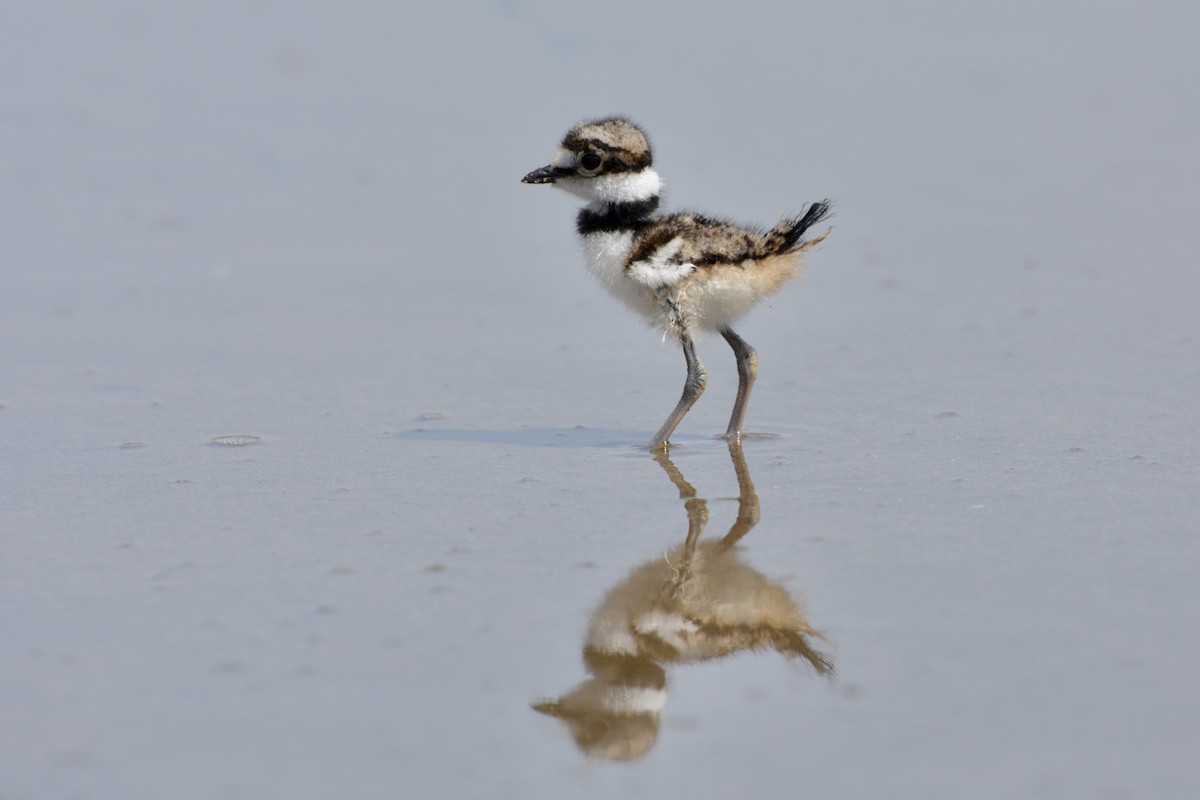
top-left (768, 199), bottom-right (833, 254)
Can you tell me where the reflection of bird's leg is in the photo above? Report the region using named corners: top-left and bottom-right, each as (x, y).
top-left (719, 440), bottom-right (760, 551)
top-left (650, 447), bottom-right (708, 570)
top-left (652, 446), bottom-right (697, 501)
top-left (650, 446), bottom-right (705, 607)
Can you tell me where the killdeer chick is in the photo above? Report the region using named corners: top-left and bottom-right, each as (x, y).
top-left (522, 117), bottom-right (831, 450)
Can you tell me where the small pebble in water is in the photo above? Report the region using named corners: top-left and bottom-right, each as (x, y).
top-left (211, 435), bottom-right (262, 446)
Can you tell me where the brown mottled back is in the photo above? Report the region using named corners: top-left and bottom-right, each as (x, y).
top-left (628, 214), bottom-right (775, 267)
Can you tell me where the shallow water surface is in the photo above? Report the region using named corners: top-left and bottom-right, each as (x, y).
top-left (3, 2), bottom-right (1199, 798)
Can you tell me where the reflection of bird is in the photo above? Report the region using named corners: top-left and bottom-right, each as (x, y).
top-left (523, 117), bottom-right (832, 450)
top-left (534, 443), bottom-right (832, 760)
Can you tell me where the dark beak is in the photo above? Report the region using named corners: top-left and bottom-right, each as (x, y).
top-left (522, 164), bottom-right (562, 184)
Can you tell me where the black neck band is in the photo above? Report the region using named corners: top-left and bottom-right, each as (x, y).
top-left (576, 196), bottom-right (659, 235)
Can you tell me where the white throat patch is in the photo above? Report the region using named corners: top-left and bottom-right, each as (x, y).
top-left (556, 168), bottom-right (661, 204)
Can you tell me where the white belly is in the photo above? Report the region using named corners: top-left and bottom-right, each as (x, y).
top-left (580, 231), bottom-right (659, 323)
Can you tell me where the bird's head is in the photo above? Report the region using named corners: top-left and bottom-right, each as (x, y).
top-left (522, 117), bottom-right (661, 204)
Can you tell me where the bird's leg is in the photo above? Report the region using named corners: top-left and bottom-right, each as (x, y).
top-left (648, 332), bottom-right (707, 451)
top-left (720, 327), bottom-right (758, 442)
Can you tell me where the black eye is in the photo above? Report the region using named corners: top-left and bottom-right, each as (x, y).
top-left (579, 152), bottom-right (603, 171)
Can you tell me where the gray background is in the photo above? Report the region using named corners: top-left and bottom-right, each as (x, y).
top-left (3, 1), bottom-right (1198, 798)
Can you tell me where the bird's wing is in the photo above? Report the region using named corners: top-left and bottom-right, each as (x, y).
top-left (626, 236), bottom-right (695, 289)
top-left (625, 213), bottom-right (766, 288)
